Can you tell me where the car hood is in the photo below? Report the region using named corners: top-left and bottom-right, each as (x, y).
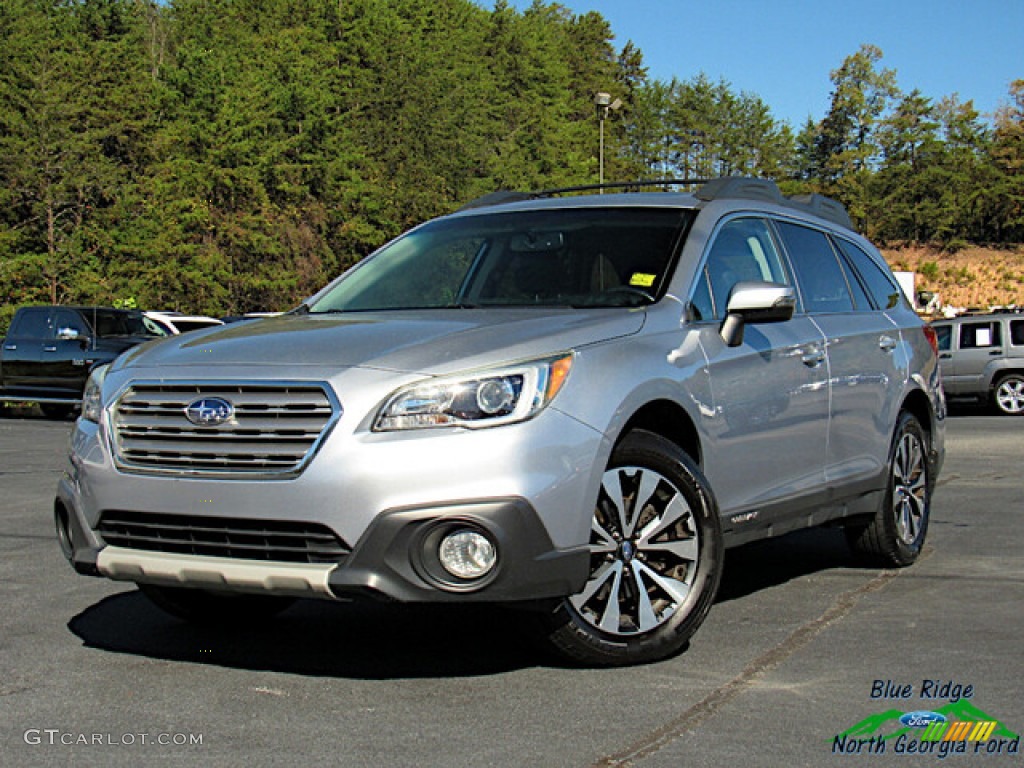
top-left (114, 308), bottom-right (646, 376)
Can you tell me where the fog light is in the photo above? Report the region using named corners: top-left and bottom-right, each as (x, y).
top-left (438, 529), bottom-right (497, 580)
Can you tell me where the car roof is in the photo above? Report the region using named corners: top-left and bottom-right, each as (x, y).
top-left (450, 177), bottom-right (855, 232)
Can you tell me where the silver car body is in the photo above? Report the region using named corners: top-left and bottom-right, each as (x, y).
top-left (57, 185), bottom-right (945, 611)
top-left (931, 313), bottom-right (1024, 413)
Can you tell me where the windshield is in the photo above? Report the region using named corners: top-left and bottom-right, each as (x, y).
top-left (309, 208), bottom-right (690, 312)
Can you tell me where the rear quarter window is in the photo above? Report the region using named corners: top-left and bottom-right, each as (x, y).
top-left (835, 239), bottom-right (903, 310)
top-left (1010, 319), bottom-right (1024, 347)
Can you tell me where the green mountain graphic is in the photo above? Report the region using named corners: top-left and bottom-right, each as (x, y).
top-left (837, 700), bottom-right (1020, 741)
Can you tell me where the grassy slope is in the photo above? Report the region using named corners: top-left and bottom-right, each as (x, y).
top-left (883, 245), bottom-right (1024, 311)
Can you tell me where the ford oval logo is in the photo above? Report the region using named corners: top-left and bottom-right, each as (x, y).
top-left (184, 397), bottom-right (234, 426)
top-left (899, 711), bottom-right (947, 729)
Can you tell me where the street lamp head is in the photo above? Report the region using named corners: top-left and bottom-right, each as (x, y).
top-left (594, 92), bottom-right (611, 107)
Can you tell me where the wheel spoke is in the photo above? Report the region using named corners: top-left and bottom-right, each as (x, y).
top-left (589, 515), bottom-right (618, 554)
top-left (640, 535), bottom-right (699, 562)
top-left (597, 566), bottom-right (624, 633)
top-left (629, 562), bottom-right (660, 632)
top-left (637, 494), bottom-right (690, 546)
top-left (632, 559), bottom-right (691, 605)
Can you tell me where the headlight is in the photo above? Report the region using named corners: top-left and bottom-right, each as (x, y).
top-left (81, 364), bottom-right (110, 423)
top-left (374, 354), bottom-right (573, 431)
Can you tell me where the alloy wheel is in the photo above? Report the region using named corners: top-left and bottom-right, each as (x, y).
top-left (569, 465), bottom-right (700, 636)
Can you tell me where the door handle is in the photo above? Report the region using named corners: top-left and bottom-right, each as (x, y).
top-left (990, 349), bottom-right (1003, 356)
top-left (43, 345), bottom-right (58, 352)
top-left (801, 347), bottom-right (826, 368)
top-left (3, 344), bottom-right (15, 351)
top-left (879, 335), bottom-right (897, 351)
top-left (939, 353), bottom-right (952, 359)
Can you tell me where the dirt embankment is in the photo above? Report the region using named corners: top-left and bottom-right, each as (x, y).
top-left (882, 245), bottom-right (1024, 311)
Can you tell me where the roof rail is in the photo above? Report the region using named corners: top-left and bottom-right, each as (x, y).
top-left (457, 179), bottom-right (711, 211)
top-left (694, 177), bottom-right (783, 204)
top-left (786, 193), bottom-right (854, 230)
top-left (456, 176), bottom-right (855, 231)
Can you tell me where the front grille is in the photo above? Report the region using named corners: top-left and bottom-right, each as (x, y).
top-left (110, 382), bottom-right (338, 477)
top-left (98, 511), bottom-right (350, 564)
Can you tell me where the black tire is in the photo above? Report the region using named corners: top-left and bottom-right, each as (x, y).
top-left (992, 374), bottom-right (1024, 416)
top-left (541, 430), bottom-right (723, 666)
top-left (847, 412), bottom-right (931, 567)
top-left (139, 584), bottom-right (295, 624)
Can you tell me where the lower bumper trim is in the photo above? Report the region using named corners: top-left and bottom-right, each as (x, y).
top-left (95, 546), bottom-right (335, 598)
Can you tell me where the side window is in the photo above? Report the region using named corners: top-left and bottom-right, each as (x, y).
top-left (1010, 320), bottom-right (1024, 347)
top-left (835, 239), bottom-right (903, 310)
top-left (960, 322), bottom-right (1001, 349)
top-left (53, 310), bottom-right (87, 339)
top-left (692, 217), bottom-right (789, 321)
top-left (8, 308), bottom-right (51, 339)
top-left (934, 325), bottom-right (952, 352)
top-left (835, 249), bottom-right (874, 311)
top-left (775, 221), bottom-right (854, 314)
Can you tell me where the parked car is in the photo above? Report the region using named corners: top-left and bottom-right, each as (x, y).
top-left (55, 178), bottom-right (945, 665)
top-left (1, 306), bottom-right (162, 418)
top-left (930, 311), bottom-right (1024, 415)
top-left (142, 311), bottom-right (224, 335)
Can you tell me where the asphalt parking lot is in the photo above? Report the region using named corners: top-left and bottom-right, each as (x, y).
top-left (1, 407), bottom-right (1021, 767)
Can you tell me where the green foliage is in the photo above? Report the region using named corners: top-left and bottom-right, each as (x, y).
top-left (0, 5), bottom-right (1021, 319)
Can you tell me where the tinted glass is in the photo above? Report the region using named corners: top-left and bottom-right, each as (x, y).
top-left (775, 222), bottom-right (854, 314)
top-left (835, 239), bottom-right (903, 310)
top-left (960, 321), bottom-right (1001, 349)
top-left (9, 308), bottom-right (50, 338)
top-left (1010, 320), bottom-right (1024, 347)
top-left (934, 325), bottom-right (952, 352)
top-left (310, 208), bottom-right (690, 312)
top-left (692, 217), bottom-right (789, 321)
top-left (53, 309), bottom-right (88, 338)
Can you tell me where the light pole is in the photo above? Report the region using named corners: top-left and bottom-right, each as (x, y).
top-left (594, 92), bottom-right (622, 192)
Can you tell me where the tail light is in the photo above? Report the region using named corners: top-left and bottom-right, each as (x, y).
top-left (922, 325), bottom-right (939, 356)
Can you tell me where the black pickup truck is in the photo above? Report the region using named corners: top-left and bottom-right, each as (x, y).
top-left (1, 306), bottom-right (163, 418)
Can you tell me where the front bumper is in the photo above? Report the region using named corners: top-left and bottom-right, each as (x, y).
top-left (56, 381), bottom-right (605, 603)
top-left (57, 488), bottom-right (590, 603)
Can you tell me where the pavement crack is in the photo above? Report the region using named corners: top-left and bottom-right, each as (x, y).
top-left (590, 568), bottom-right (903, 767)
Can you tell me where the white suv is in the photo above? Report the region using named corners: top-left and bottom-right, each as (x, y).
top-left (56, 178), bottom-right (945, 665)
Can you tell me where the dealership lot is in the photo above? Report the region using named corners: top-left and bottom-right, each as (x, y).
top-left (1, 409), bottom-right (1021, 767)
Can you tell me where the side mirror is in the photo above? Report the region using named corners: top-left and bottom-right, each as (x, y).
top-left (720, 281), bottom-right (797, 348)
top-left (56, 327), bottom-right (84, 342)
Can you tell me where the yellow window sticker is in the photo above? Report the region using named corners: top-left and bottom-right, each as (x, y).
top-left (629, 273), bottom-right (656, 288)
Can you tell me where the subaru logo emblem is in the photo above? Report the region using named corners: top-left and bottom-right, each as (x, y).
top-left (184, 397), bottom-right (234, 426)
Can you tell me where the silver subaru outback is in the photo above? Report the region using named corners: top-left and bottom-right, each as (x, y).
top-left (56, 178), bottom-right (945, 665)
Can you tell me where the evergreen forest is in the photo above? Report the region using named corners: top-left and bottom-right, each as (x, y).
top-left (2, 0), bottom-right (1022, 329)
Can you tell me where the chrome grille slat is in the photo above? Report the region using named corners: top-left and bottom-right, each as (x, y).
top-left (98, 511), bottom-right (350, 564)
top-left (110, 381), bottom-right (339, 478)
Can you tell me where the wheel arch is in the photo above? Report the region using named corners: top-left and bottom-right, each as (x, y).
top-left (617, 399), bottom-right (702, 468)
top-left (900, 388), bottom-right (935, 440)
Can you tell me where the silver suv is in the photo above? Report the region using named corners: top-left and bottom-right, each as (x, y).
top-left (56, 178), bottom-right (945, 665)
top-left (931, 312), bottom-right (1024, 415)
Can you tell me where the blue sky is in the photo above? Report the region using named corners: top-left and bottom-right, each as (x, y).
top-left (500, 0), bottom-right (1023, 127)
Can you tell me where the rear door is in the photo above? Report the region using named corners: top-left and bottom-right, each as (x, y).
top-left (689, 216), bottom-right (829, 519)
top-left (948, 319), bottom-right (1003, 393)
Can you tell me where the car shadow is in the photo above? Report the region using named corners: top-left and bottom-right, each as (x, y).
top-left (69, 528), bottom-right (865, 677)
top-left (68, 592), bottom-right (547, 679)
top-left (715, 526), bottom-right (865, 603)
